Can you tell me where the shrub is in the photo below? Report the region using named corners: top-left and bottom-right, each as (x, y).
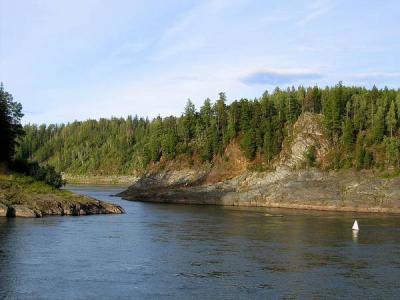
top-left (10, 159), bottom-right (65, 188)
top-left (304, 145), bottom-right (317, 167)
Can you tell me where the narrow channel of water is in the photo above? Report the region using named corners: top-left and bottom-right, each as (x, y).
top-left (0, 185), bottom-right (399, 299)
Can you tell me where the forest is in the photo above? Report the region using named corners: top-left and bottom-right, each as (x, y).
top-left (15, 83), bottom-right (400, 175)
top-left (0, 84), bottom-right (64, 187)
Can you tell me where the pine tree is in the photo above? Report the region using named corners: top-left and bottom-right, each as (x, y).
top-left (384, 137), bottom-right (400, 168)
top-left (396, 92), bottom-right (400, 121)
top-left (263, 119), bottom-right (273, 162)
top-left (0, 83), bottom-right (24, 162)
top-left (342, 117), bottom-right (354, 151)
top-left (386, 100), bottom-right (397, 138)
top-left (373, 106), bottom-right (385, 143)
top-left (182, 99), bottom-right (196, 142)
top-left (355, 132), bottom-right (366, 169)
top-left (240, 129), bottom-right (256, 160)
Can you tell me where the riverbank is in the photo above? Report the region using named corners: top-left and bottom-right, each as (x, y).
top-left (62, 173), bottom-right (138, 185)
top-left (118, 167), bottom-right (400, 214)
top-left (118, 112), bottom-right (400, 214)
top-left (0, 173), bottom-right (124, 217)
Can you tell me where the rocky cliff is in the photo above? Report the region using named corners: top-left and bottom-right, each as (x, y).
top-left (118, 113), bottom-right (400, 213)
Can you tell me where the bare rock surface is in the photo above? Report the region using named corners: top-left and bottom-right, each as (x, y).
top-left (0, 203), bottom-right (8, 217)
top-left (119, 168), bottom-right (400, 213)
top-left (8, 205), bottom-right (39, 218)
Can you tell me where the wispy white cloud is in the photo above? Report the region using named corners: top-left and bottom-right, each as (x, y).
top-left (152, 0), bottom-right (246, 60)
top-left (298, 0), bottom-right (335, 25)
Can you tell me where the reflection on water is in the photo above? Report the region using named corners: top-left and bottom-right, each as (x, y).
top-left (0, 185), bottom-right (400, 299)
top-left (352, 230), bottom-right (359, 243)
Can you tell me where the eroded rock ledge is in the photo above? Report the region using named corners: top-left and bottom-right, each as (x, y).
top-left (117, 168), bottom-right (400, 213)
top-left (0, 199), bottom-right (124, 218)
top-left (0, 201), bottom-right (124, 218)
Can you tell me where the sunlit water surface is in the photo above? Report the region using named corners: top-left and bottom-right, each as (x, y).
top-left (1, 185), bottom-right (400, 299)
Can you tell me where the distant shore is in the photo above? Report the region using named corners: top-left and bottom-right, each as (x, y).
top-left (62, 173), bottom-right (138, 185)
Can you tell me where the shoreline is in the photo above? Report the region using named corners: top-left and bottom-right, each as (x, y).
top-left (62, 174), bottom-right (138, 185)
top-left (118, 168), bottom-right (400, 215)
top-left (120, 196), bottom-right (400, 214)
top-left (1, 174), bottom-right (125, 218)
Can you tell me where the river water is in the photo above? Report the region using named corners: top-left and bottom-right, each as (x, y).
top-left (0, 185), bottom-right (400, 299)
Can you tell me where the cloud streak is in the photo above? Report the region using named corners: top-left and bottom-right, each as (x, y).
top-left (298, 0), bottom-right (335, 25)
top-left (241, 70), bottom-right (323, 85)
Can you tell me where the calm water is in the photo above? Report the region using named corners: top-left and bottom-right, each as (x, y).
top-left (1, 185), bottom-right (400, 299)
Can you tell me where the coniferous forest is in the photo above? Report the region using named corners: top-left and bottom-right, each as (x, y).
top-left (15, 83), bottom-right (400, 175)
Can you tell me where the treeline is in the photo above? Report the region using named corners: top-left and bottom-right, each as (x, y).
top-left (0, 83), bottom-right (64, 187)
top-left (16, 83), bottom-right (400, 175)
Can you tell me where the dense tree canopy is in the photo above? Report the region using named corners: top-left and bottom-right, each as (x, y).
top-left (0, 83), bottom-right (24, 162)
top-left (16, 84), bottom-right (400, 174)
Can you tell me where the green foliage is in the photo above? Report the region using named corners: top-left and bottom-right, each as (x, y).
top-left (240, 129), bottom-right (257, 159)
top-left (386, 100), bottom-right (397, 137)
top-left (342, 117), bottom-right (354, 151)
top-left (373, 105), bottom-right (385, 142)
top-left (0, 83), bottom-right (24, 162)
top-left (355, 132), bottom-right (366, 170)
top-left (384, 137), bottom-right (400, 167)
top-left (10, 159), bottom-right (65, 188)
top-left (304, 145), bottom-right (317, 167)
top-left (14, 84), bottom-right (400, 174)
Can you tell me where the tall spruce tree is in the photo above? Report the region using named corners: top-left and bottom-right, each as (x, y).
top-left (0, 83), bottom-right (24, 162)
top-left (386, 100), bottom-right (397, 138)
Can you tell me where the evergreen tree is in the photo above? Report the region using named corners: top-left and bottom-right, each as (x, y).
top-left (355, 133), bottom-right (366, 170)
top-left (386, 100), bottom-right (397, 138)
top-left (373, 106), bottom-right (385, 143)
top-left (263, 119), bottom-right (273, 162)
top-left (342, 117), bottom-right (354, 151)
top-left (0, 83), bottom-right (24, 162)
top-left (384, 137), bottom-right (400, 168)
top-left (240, 129), bottom-right (256, 160)
top-left (182, 99), bottom-right (196, 142)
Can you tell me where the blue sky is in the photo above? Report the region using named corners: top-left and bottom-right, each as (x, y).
top-left (1, 0), bottom-right (399, 124)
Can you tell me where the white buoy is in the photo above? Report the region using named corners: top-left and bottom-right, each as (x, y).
top-left (352, 220), bottom-right (359, 231)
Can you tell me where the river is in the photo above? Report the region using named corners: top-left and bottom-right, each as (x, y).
top-left (1, 185), bottom-right (399, 299)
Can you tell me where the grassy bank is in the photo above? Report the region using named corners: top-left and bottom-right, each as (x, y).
top-left (0, 173), bottom-right (124, 217)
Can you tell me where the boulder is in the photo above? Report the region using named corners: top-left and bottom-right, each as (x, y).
top-left (9, 205), bottom-right (39, 218)
top-left (0, 203), bottom-right (8, 217)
